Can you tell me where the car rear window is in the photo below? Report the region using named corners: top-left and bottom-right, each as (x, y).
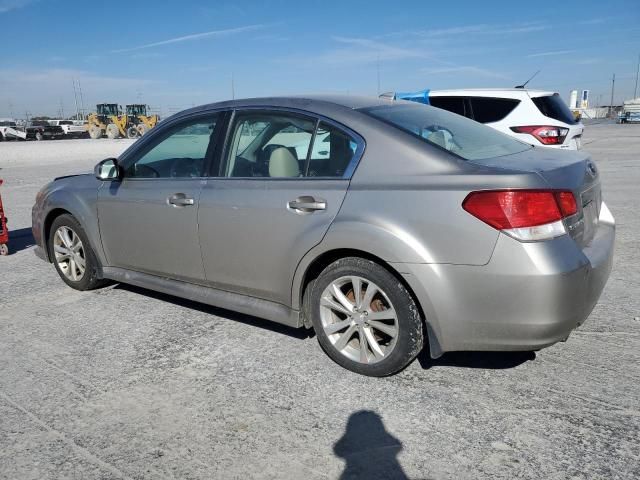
top-left (429, 96), bottom-right (467, 117)
top-left (360, 103), bottom-right (531, 161)
top-left (469, 97), bottom-right (520, 123)
top-left (531, 93), bottom-right (577, 125)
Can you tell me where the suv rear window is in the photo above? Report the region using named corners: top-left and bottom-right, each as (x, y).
top-left (361, 103), bottom-right (531, 161)
top-left (429, 96), bottom-right (466, 117)
top-left (469, 97), bottom-right (520, 123)
top-left (531, 93), bottom-right (577, 125)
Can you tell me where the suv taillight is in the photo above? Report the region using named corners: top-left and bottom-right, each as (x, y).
top-left (463, 190), bottom-right (577, 241)
top-left (510, 125), bottom-right (569, 145)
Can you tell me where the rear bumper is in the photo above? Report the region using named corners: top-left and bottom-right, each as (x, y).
top-left (396, 203), bottom-right (615, 357)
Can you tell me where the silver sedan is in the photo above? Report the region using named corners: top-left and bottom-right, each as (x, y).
top-left (32, 96), bottom-right (615, 376)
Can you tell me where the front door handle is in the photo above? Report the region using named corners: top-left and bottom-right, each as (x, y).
top-left (288, 196), bottom-right (326, 213)
top-left (168, 193), bottom-right (194, 207)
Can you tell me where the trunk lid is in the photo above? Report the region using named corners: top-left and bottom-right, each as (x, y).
top-left (470, 147), bottom-right (601, 247)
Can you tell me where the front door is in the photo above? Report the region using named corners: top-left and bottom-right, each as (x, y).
top-left (198, 110), bottom-right (362, 306)
top-left (97, 114), bottom-right (220, 282)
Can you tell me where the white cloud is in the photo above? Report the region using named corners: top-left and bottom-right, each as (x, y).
top-left (0, 68), bottom-right (156, 116)
top-left (383, 22), bottom-right (548, 39)
top-left (421, 65), bottom-right (510, 80)
top-left (0, 0), bottom-right (35, 13)
top-left (308, 36), bottom-right (430, 66)
top-left (527, 50), bottom-right (575, 58)
top-left (111, 24), bottom-right (267, 53)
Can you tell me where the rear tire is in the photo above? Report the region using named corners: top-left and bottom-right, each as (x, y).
top-left (106, 124), bottom-right (120, 139)
top-left (136, 124), bottom-right (148, 136)
top-left (126, 126), bottom-right (139, 139)
top-left (0, 244), bottom-right (8, 256)
top-left (309, 257), bottom-right (424, 376)
top-left (48, 214), bottom-right (108, 291)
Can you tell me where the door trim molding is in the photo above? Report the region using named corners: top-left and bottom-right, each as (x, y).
top-left (102, 267), bottom-right (302, 328)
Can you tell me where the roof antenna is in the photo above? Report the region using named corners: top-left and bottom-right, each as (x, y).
top-left (515, 70), bottom-right (540, 89)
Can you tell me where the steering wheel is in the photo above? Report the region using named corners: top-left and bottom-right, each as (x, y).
top-left (131, 163), bottom-right (159, 178)
top-left (170, 158), bottom-right (200, 178)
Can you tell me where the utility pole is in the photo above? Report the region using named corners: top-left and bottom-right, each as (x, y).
top-left (634, 53), bottom-right (639, 99)
top-left (376, 52), bottom-right (380, 96)
top-left (231, 72), bottom-right (235, 100)
top-left (609, 73), bottom-right (616, 117)
top-left (72, 79), bottom-right (79, 119)
top-left (77, 80), bottom-right (85, 119)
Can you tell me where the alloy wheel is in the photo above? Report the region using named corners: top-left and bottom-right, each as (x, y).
top-left (53, 226), bottom-right (86, 282)
top-left (319, 276), bottom-right (399, 364)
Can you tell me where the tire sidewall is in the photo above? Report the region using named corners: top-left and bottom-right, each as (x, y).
top-left (310, 257), bottom-right (423, 377)
top-left (48, 214), bottom-right (102, 291)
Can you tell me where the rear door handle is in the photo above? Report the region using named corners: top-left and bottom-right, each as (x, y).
top-left (168, 193), bottom-right (194, 207)
top-left (288, 196), bottom-right (326, 213)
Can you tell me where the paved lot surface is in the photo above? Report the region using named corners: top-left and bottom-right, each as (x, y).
top-left (0, 129), bottom-right (639, 480)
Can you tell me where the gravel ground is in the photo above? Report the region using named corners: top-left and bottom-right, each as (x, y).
top-left (0, 130), bottom-right (639, 480)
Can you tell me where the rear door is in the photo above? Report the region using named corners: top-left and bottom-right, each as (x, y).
top-left (97, 113), bottom-right (221, 282)
top-left (198, 109), bottom-right (364, 306)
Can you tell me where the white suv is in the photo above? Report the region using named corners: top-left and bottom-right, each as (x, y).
top-left (395, 89), bottom-right (584, 150)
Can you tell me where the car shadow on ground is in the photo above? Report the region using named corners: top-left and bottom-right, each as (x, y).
top-left (6, 227), bottom-right (35, 255)
top-left (113, 283), bottom-right (314, 340)
top-left (417, 348), bottom-right (535, 370)
top-left (113, 284), bottom-right (536, 367)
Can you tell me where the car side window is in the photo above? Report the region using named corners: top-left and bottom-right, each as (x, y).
top-left (429, 96), bottom-right (467, 117)
top-left (124, 116), bottom-right (217, 179)
top-left (469, 97), bottom-right (520, 123)
top-left (225, 112), bottom-right (315, 178)
top-left (307, 122), bottom-right (357, 178)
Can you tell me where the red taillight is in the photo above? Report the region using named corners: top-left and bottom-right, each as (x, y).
top-left (510, 125), bottom-right (569, 145)
top-left (555, 191), bottom-right (578, 217)
top-left (462, 190), bottom-right (577, 230)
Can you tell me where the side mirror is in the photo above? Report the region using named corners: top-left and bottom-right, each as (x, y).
top-left (94, 158), bottom-right (121, 181)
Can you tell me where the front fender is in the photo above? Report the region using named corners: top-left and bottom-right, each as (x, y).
top-left (33, 175), bottom-right (104, 265)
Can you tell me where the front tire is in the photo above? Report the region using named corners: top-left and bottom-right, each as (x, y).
top-left (48, 214), bottom-right (107, 291)
top-left (309, 257), bottom-right (423, 376)
top-left (106, 124), bottom-right (120, 139)
top-left (89, 126), bottom-right (102, 139)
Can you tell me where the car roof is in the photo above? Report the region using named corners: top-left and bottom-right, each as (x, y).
top-left (176, 94), bottom-right (396, 118)
top-left (429, 88), bottom-right (556, 99)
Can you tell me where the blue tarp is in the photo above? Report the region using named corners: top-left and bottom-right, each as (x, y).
top-left (394, 89), bottom-right (430, 105)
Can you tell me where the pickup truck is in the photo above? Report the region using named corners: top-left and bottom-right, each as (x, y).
top-left (25, 120), bottom-right (65, 140)
top-left (48, 120), bottom-right (89, 138)
top-left (0, 119), bottom-right (26, 140)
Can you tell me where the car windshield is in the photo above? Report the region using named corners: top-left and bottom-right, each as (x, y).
top-left (360, 103), bottom-right (531, 161)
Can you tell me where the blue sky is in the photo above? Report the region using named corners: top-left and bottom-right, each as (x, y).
top-left (1, 0), bottom-right (639, 117)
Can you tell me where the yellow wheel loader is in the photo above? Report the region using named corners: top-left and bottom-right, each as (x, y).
top-left (86, 104), bottom-right (127, 139)
top-left (125, 104), bottom-right (160, 138)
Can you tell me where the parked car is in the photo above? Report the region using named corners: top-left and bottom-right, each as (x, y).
top-left (0, 119), bottom-right (26, 140)
top-left (48, 120), bottom-right (89, 138)
top-left (32, 96), bottom-right (614, 376)
top-left (393, 89), bottom-right (584, 150)
top-left (26, 120), bottom-right (64, 141)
